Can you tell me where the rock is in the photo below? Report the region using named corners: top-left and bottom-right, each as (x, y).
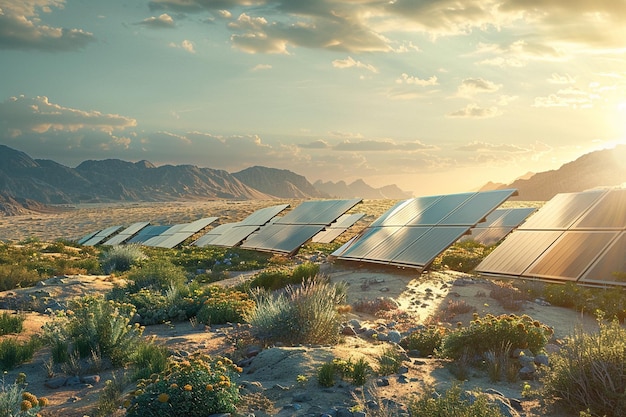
top-left (387, 330), bottom-right (402, 343)
top-left (65, 376), bottom-right (81, 386)
top-left (292, 392), bottom-right (312, 402)
top-left (534, 353), bottom-right (549, 366)
top-left (245, 345), bottom-right (262, 358)
top-left (44, 377), bottom-right (67, 389)
top-left (519, 364), bottom-right (537, 380)
top-left (342, 326), bottom-right (357, 336)
top-left (81, 375), bottom-right (100, 385)
top-left (348, 319), bottom-right (362, 329)
top-left (375, 377), bottom-right (390, 387)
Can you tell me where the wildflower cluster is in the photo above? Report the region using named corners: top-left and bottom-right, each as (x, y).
top-left (196, 286), bottom-right (255, 325)
top-left (126, 354), bottom-right (241, 417)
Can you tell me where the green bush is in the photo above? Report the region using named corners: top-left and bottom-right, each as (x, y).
top-left (318, 361), bottom-right (335, 387)
top-left (0, 313), bottom-right (24, 336)
top-left (0, 378), bottom-right (47, 417)
top-left (126, 354), bottom-right (241, 417)
top-left (196, 286), bottom-right (255, 325)
top-left (400, 325), bottom-right (447, 357)
top-left (245, 262), bottom-right (319, 291)
top-left (542, 317), bottom-right (626, 417)
top-left (101, 244), bottom-right (146, 274)
top-left (108, 287), bottom-right (195, 325)
top-left (0, 266), bottom-right (40, 292)
top-left (132, 343), bottom-right (169, 381)
top-left (376, 347), bottom-right (403, 376)
top-left (126, 260), bottom-right (187, 292)
top-left (246, 276), bottom-right (346, 345)
top-left (432, 240), bottom-right (490, 273)
top-left (408, 384), bottom-right (506, 416)
top-left (0, 337), bottom-right (41, 371)
top-left (442, 313), bottom-right (553, 360)
top-left (43, 295), bottom-right (144, 366)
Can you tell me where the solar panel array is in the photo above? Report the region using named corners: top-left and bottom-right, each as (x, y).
top-left (239, 199), bottom-right (362, 255)
top-left (332, 189), bottom-right (517, 270)
top-left (143, 217), bottom-right (218, 248)
top-left (103, 222), bottom-right (150, 246)
top-left (461, 207), bottom-right (537, 246)
top-left (82, 225), bottom-right (123, 246)
top-left (476, 188), bottom-right (626, 285)
top-left (312, 213), bottom-right (365, 243)
top-left (194, 204), bottom-right (289, 248)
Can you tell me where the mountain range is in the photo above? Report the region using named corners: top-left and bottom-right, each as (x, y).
top-left (0, 145), bottom-right (411, 215)
top-left (1, 144), bottom-right (624, 215)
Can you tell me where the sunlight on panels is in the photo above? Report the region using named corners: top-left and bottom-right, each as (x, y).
top-left (82, 225), bottom-right (123, 246)
top-left (103, 222), bottom-right (150, 246)
top-left (476, 188), bottom-right (626, 286)
top-left (311, 213), bottom-right (365, 244)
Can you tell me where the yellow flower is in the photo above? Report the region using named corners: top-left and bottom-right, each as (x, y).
top-left (234, 366), bottom-right (243, 373)
top-left (183, 384), bottom-right (193, 391)
top-left (170, 383), bottom-right (178, 389)
top-left (20, 400), bottom-right (32, 411)
top-left (205, 384), bottom-right (213, 391)
top-left (157, 393), bottom-right (170, 403)
top-left (219, 380), bottom-right (231, 388)
top-left (38, 397), bottom-right (49, 407)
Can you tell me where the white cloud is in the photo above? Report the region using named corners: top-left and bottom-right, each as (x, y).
top-left (169, 39), bottom-right (196, 53)
top-left (251, 64), bottom-right (272, 71)
top-left (548, 73), bottom-right (576, 85)
top-left (396, 73), bottom-right (438, 86)
top-left (137, 13), bottom-right (175, 28)
top-left (457, 78), bottom-right (502, 97)
top-left (332, 56), bottom-right (378, 73)
top-left (447, 103), bottom-right (500, 118)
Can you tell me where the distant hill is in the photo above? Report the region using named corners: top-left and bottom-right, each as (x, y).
top-left (496, 145), bottom-right (626, 200)
top-left (314, 179), bottom-right (412, 199)
top-left (232, 166), bottom-right (328, 199)
top-left (0, 145), bottom-right (272, 214)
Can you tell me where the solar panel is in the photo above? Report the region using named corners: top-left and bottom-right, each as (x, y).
top-left (82, 225), bottom-right (123, 246)
top-left (579, 232), bottom-right (626, 285)
top-left (126, 225), bottom-right (171, 244)
top-left (240, 224), bottom-right (325, 255)
top-left (523, 231), bottom-right (619, 281)
top-left (147, 217), bottom-right (218, 248)
top-left (464, 227), bottom-right (515, 246)
top-left (518, 190), bottom-right (604, 230)
top-left (461, 207), bottom-right (537, 245)
top-left (475, 230), bottom-right (562, 277)
top-left (209, 225), bottom-right (262, 247)
top-left (193, 223), bottom-right (237, 247)
top-left (275, 199), bottom-right (361, 225)
top-left (476, 188), bottom-right (626, 286)
top-left (334, 189), bottom-right (517, 269)
top-left (77, 230), bottom-right (99, 245)
top-left (103, 222), bottom-right (150, 246)
top-left (311, 213), bottom-right (365, 244)
top-left (239, 204), bottom-right (289, 226)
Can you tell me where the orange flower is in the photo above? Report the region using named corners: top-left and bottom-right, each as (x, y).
top-left (184, 384), bottom-right (193, 391)
top-left (157, 393), bottom-right (170, 403)
top-left (205, 384), bottom-right (213, 391)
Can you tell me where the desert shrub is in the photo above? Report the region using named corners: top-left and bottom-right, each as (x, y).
top-left (108, 287), bottom-right (195, 325)
top-left (543, 282), bottom-right (590, 310)
top-left (126, 259), bottom-right (187, 292)
top-left (0, 379), bottom-right (47, 417)
top-left (94, 373), bottom-right (127, 417)
top-left (490, 280), bottom-right (528, 311)
top-left (442, 313), bottom-right (553, 360)
top-left (407, 384), bottom-right (506, 417)
top-left (376, 346), bottom-right (403, 376)
top-left (484, 342), bottom-right (519, 382)
top-left (196, 286), bottom-right (255, 325)
top-left (0, 337), bottom-right (41, 371)
top-left (0, 266), bottom-right (40, 292)
top-left (0, 313), bottom-right (24, 336)
top-left (352, 297), bottom-right (398, 315)
top-left (327, 357), bottom-right (372, 386)
top-left (433, 240), bottom-right (489, 273)
top-left (542, 317), bottom-right (626, 417)
top-left (131, 343), bottom-right (169, 381)
top-left (126, 354), bottom-right (241, 417)
top-left (400, 325), bottom-right (447, 357)
top-left (244, 262), bottom-right (319, 291)
top-left (318, 361), bottom-right (335, 387)
top-left (43, 295), bottom-right (144, 366)
top-left (246, 276), bottom-right (347, 345)
top-left (101, 244), bottom-right (146, 274)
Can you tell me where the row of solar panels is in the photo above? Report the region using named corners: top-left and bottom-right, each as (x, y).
top-left (78, 199), bottom-right (365, 255)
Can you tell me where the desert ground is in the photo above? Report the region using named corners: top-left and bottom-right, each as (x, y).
top-left (0, 200), bottom-right (601, 416)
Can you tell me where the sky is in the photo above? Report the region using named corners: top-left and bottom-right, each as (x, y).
top-left (1, 0), bottom-right (625, 196)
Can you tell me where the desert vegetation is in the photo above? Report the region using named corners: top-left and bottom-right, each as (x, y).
top-left (0, 230), bottom-right (624, 416)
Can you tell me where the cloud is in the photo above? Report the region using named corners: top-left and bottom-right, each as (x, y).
top-left (251, 64), bottom-right (272, 71)
top-left (456, 141), bottom-right (528, 153)
top-left (457, 78), bottom-right (501, 97)
top-left (0, 96), bottom-right (136, 135)
top-left (149, 0), bottom-right (265, 13)
top-left (548, 73), bottom-right (576, 84)
top-left (332, 57), bottom-right (378, 73)
top-left (447, 103), bottom-right (500, 118)
top-left (169, 39), bottom-right (195, 53)
top-left (136, 13), bottom-right (175, 29)
top-left (333, 139), bottom-right (435, 152)
top-left (0, 1), bottom-right (95, 51)
top-left (532, 86), bottom-right (604, 109)
top-left (298, 140), bottom-right (330, 149)
top-left (474, 40), bottom-right (563, 67)
top-left (396, 73), bottom-right (438, 86)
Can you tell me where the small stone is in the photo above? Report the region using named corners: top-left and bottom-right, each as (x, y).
top-left (293, 392), bottom-right (312, 402)
top-left (342, 326), bottom-right (357, 336)
top-left (81, 375), bottom-right (101, 385)
top-left (376, 377), bottom-right (390, 387)
top-left (66, 376), bottom-right (81, 386)
top-left (44, 377), bottom-right (67, 389)
top-left (387, 330), bottom-right (402, 343)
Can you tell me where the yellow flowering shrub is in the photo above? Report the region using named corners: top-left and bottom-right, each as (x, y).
top-left (126, 354), bottom-right (241, 417)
